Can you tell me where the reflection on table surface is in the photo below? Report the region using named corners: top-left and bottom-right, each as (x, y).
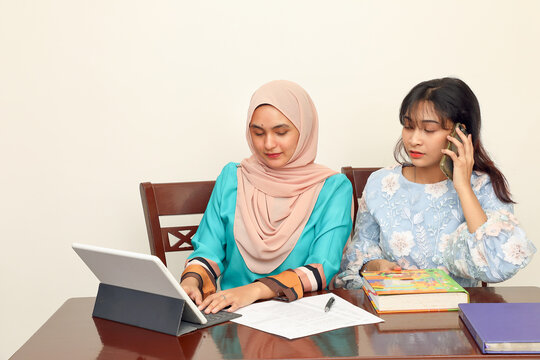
top-left (11, 286), bottom-right (540, 360)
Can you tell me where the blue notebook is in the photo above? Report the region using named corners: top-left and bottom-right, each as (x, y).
top-left (458, 303), bottom-right (540, 354)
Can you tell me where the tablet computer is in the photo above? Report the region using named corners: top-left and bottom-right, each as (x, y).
top-left (72, 242), bottom-right (239, 326)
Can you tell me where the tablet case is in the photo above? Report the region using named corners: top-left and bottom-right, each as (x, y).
top-left (93, 283), bottom-right (201, 336)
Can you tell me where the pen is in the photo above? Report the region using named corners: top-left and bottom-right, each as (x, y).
top-left (324, 296), bottom-right (335, 312)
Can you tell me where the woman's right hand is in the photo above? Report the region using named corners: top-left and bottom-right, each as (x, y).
top-left (180, 277), bottom-right (203, 305)
top-left (198, 281), bottom-right (275, 314)
top-left (362, 259), bottom-right (401, 272)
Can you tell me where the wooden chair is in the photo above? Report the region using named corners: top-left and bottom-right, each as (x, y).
top-left (140, 181), bottom-right (215, 266)
top-left (341, 166), bottom-right (381, 229)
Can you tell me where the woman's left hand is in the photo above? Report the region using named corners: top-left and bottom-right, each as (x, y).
top-left (442, 126), bottom-right (474, 191)
top-left (198, 282), bottom-right (275, 314)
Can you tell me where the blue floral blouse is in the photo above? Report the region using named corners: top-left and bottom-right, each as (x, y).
top-left (336, 165), bottom-right (536, 288)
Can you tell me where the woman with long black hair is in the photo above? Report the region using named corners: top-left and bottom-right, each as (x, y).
top-left (337, 77), bottom-right (535, 288)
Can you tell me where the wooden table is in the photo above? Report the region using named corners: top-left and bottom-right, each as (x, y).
top-left (11, 287), bottom-right (540, 359)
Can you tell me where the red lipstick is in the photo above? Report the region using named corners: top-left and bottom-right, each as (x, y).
top-left (266, 153), bottom-right (281, 159)
top-left (410, 151), bottom-right (424, 159)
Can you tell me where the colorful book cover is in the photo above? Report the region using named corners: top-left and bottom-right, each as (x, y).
top-left (361, 269), bottom-right (469, 313)
top-left (459, 303), bottom-right (540, 354)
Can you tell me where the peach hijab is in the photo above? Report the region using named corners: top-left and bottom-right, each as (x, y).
top-left (234, 80), bottom-right (337, 274)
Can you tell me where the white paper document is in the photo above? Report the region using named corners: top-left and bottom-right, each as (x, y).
top-left (231, 293), bottom-right (383, 339)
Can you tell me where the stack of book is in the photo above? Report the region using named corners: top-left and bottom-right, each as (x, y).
top-left (361, 268), bottom-right (469, 313)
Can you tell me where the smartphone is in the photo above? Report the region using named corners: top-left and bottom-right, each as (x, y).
top-left (439, 123), bottom-right (468, 181)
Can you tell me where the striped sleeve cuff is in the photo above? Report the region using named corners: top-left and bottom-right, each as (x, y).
top-left (184, 257), bottom-right (221, 279)
top-left (293, 264), bottom-right (326, 292)
top-left (181, 263), bottom-right (217, 299)
top-left (256, 269), bottom-right (303, 301)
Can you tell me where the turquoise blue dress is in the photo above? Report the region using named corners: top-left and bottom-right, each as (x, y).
top-left (337, 165), bottom-right (536, 288)
top-left (188, 162), bottom-right (353, 291)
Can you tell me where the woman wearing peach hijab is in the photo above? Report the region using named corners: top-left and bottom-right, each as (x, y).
top-left (181, 80), bottom-right (352, 313)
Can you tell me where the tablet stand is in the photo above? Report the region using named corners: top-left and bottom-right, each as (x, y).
top-left (92, 283), bottom-right (195, 336)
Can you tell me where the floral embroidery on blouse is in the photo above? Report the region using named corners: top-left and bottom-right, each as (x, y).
top-left (336, 165), bottom-right (536, 288)
top-left (381, 173), bottom-right (400, 196)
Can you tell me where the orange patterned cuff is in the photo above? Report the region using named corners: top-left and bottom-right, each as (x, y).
top-left (256, 269), bottom-right (303, 301)
top-left (181, 264), bottom-right (217, 299)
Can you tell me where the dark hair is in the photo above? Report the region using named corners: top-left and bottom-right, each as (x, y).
top-left (394, 77), bottom-right (514, 203)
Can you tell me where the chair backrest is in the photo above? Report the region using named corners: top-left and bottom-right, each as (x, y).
top-left (140, 181), bottom-right (215, 266)
top-left (341, 166), bottom-right (381, 229)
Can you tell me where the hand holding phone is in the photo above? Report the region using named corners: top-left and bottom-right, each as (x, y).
top-left (439, 123), bottom-right (468, 181)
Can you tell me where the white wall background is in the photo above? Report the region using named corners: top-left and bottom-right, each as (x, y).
top-left (2, 1), bottom-right (539, 358)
